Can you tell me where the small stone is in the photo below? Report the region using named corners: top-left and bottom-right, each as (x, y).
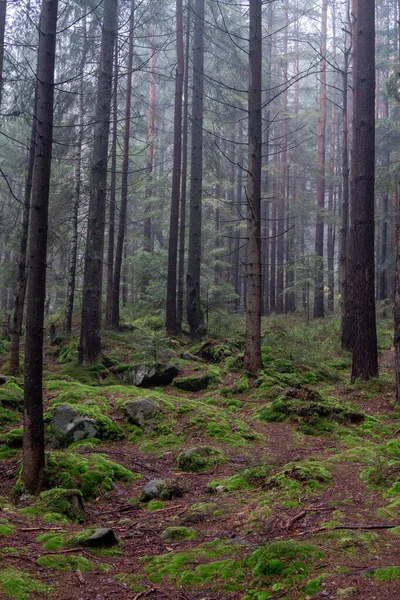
top-left (84, 528), bottom-right (118, 548)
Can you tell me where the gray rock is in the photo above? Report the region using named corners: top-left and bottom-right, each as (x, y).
top-left (83, 528), bottom-right (118, 548)
top-left (121, 363), bottom-right (178, 387)
top-left (51, 403), bottom-right (98, 443)
top-left (140, 479), bottom-right (166, 502)
top-left (123, 399), bottom-right (156, 429)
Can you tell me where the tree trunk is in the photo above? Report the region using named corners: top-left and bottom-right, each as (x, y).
top-left (22, 0), bottom-right (58, 494)
top-left (79, 0), bottom-right (117, 364)
top-left (64, 18), bottom-right (87, 333)
top-left (350, 0), bottom-right (378, 380)
top-left (143, 23), bottom-right (156, 290)
top-left (314, 0), bottom-right (328, 318)
top-left (176, 0), bottom-right (191, 331)
top-left (244, 0), bottom-right (262, 372)
top-left (112, 2), bottom-right (135, 330)
top-left (277, 1), bottom-right (288, 314)
top-left (105, 37), bottom-right (119, 329)
top-left (0, 0), bottom-right (7, 109)
top-left (186, 0), bottom-right (205, 339)
top-left (394, 201), bottom-right (400, 402)
top-left (166, 0), bottom-right (184, 334)
top-left (9, 92), bottom-right (37, 376)
top-left (340, 28), bottom-right (352, 348)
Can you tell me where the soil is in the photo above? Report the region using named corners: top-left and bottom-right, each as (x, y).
top-left (0, 341), bottom-right (399, 600)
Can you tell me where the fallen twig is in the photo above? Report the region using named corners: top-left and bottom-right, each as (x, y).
top-left (299, 523), bottom-right (400, 536)
top-left (18, 526), bottom-right (67, 532)
top-left (132, 588), bottom-right (156, 600)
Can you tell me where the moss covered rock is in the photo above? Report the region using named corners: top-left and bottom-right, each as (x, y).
top-left (115, 363), bottom-right (178, 387)
top-left (161, 526), bottom-right (197, 542)
top-left (37, 488), bottom-right (85, 522)
top-left (176, 447), bottom-right (225, 472)
top-left (173, 374), bottom-right (212, 392)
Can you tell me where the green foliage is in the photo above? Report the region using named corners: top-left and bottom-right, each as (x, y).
top-left (0, 383), bottom-right (23, 410)
top-left (0, 568), bottom-right (50, 599)
top-left (37, 488), bottom-right (84, 522)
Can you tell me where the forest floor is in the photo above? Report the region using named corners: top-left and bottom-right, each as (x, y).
top-left (0, 315), bottom-right (399, 600)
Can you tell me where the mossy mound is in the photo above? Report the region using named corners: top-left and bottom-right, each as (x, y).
top-left (254, 388), bottom-right (366, 435)
top-left (13, 451), bottom-right (140, 501)
top-left (141, 539), bottom-right (242, 590)
top-left (0, 568), bottom-right (50, 599)
top-left (266, 460), bottom-right (332, 491)
top-left (161, 526), bottom-right (197, 541)
top-left (176, 447), bottom-right (225, 472)
top-left (37, 488), bottom-right (85, 522)
top-left (0, 382), bottom-right (23, 410)
top-left (191, 339), bottom-right (234, 363)
top-left (36, 554), bottom-right (93, 572)
top-left (246, 540), bottom-right (324, 585)
top-left (181, 503), bottom-right (216, 525)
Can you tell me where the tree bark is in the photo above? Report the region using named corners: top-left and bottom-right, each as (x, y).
top-left (314, 0), bottom-right (328, 318)
top-left (22, 0), bottom-right (58, 494)
top-left (105, 37), bottom-right (119, 329)
top-left (166, 0), bottom-right (184, 334)
top-left (350, 0), bottom-right (378, 380)
top-left (9, 92), bottom-right (37, 376)
top-left (112, 1), bottom-right (135, 330)
top-left (186, 0), bottom-right (205, 339)
top-left (79, 0), bottom-right (117, 364)
top-left (0, 0), bottom-right (7, 109)
top-left (244, 0), bottom-right (262, 372)
top-left (64, 17), bottom-right (87, 333)
top-left (142, 23), bottom-right (156, 290)
top-left (177, 0), bottom-right (191, 331)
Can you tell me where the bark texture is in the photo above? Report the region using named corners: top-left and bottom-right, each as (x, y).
top-left (186, 0), bottom-right (205, 339)
top-left (244, 0), bottom-right (263, 372)
top-left (79, 0), bottom-right (117, 364)
top-left (350, 0), bottom-right (378, 380)
top-left (23, 0), bottom-right (58, 494)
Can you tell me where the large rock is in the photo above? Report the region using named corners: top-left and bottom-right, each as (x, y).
top-left (83, 528), bottom-right (118, 548)
top-left (51, 404), bottom-right (98, 443)
top-left (123, 399), bottom-right (156, 429)
top-left (119, 363), bottom-right (178, 387)
top-left (173, 374), bottom-right (210, 392)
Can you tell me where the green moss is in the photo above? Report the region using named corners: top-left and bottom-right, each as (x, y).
top-left (0, 522), bottom-right (15, 536)
top-left (208, 474), bottom-right (250, 492)
top-left (368, 566), bottom-right (400, 581)
top-left (0, 568), bottom-right (50, 599)
top-left (176, 447), bottom-right (225, 472)
top-left (266, 460), bottom-right (332, 492)
top-left (147, 500), bottom-right (164, 510)
top-left (255, 388), bottom-right (366, 435)
top-left (0, 385), bottom-right (23, 410)
top-left (181, 503), bottom-right (216, 525)
top-left (46, 401), bottom-right (124, 442)
top-left (161, 527), bottom-right (197, 541)
top-left (246, 540), bottom-right (323, 584)
top-left (36, 554), bottom-right (93, 572)
top-left (1, 427), bottom-right (23, 448)
top-left (142, 539), bottom-right (240, 587)
top-left (37, 488), bottom-right (85, 522)
top-left (0, 406), bottom-right (18, 426)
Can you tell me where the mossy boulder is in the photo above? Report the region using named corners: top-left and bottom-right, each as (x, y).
top-left (173, 374), bottom-right (213, 392)
top-left (0, 427), bottom-right (23, 448)
top-left (176, 447), bottom-right (225, 472)
top-left (115, 363), bottom-right (178, 387)
top-left (181, 503), bottom-right (215, 525)
top-left (122, 399), bottom-right (157, 429)
top-left (47, 403), bottom-right (124, 445)
top-left (37, 488), bottom-right (85, 522)
top-left (161, 526), bottom-right (197, 542)
top-left (140, 479), bottom-right (184, 502)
